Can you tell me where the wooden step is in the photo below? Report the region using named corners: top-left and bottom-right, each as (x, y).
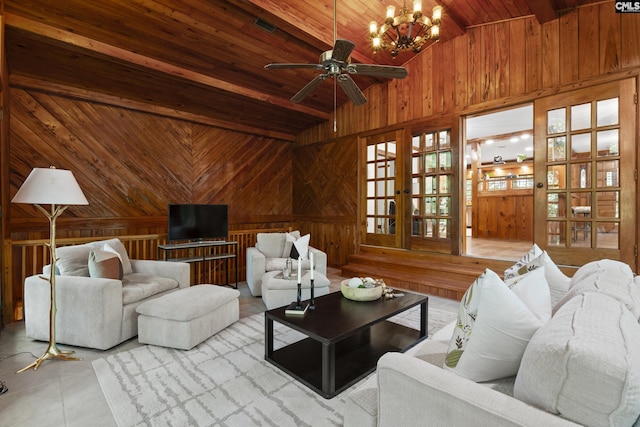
top-left (341, 247), bottom-right (516, 301)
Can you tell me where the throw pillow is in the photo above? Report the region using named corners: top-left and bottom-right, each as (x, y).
top-left (503, 243), bottom-right (543, 280)
top-left (55, 242), bottom-right (94, 276)
top-left (444, 269), bottom-right (544, 382)
top-left (290, 233), bottom-right (310, 260)
top-left (282, 231), bottom-right (301, 258)
top-left (101, 238), bottom-right (132, 275)
top-left (504, 249), bottom-right (570, 307)
top-left (88, 249), bottom-right (123, 280)
top-left (504, 267), bottom-right (552, 324)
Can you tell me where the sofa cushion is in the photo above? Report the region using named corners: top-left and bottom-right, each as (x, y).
top-left (121, 273), bottom-right (179, 304)
top-left (505, 267), bottom-right (552, 324)
top-left (514, 292), bottom-right (640, 427)
top-left (553, 259), bottom-right (640, 319)
top-left (504, 249), bottom-right (570, 307)
top-left (88, 249), bottom-right (123, 280)
top-left (256, 232), bottom-right (287, 258)
top-left (444, 269), bottom-right (544, 382)
top-left (56, 238), bottom-right (132, 277)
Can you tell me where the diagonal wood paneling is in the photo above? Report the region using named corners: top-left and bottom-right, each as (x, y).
top-left (9, 88), bottom-right (293, 238)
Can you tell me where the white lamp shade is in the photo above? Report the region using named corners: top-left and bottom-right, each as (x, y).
top-left (12, 167), bottom-right (89, 205)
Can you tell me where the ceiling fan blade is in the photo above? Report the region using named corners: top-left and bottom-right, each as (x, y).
top-left (337, 74), bottom-right (367, 106)
top-left (291, 74), bottom-right (327, 103)
top-left (331, 39), bottom-right (356, 62)
top-left (348, 64), bottom-right (409, 79)
top-left (265, 63), bottom-right (323, 70)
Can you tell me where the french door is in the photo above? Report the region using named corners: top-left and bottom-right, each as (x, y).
top-left (361, 124), bottom-right (458, 253)
top-left (534, 79), bottom-right (636, 267)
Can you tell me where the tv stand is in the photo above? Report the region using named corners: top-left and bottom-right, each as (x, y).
top-left (158, 240), bottom-right (238, 288)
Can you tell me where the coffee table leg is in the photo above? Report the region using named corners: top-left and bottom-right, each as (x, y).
top-left (321, 342), bottom-right (335, 396)
top-left (420, 301), bottom-right (428, 339)
top-left (265, 316), bottom-right (274, 358)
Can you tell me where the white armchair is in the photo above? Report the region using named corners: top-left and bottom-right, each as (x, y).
top-left (24, 238), bottom-right (190, 350)
top-left (246, 231), bottom-right (327, 296)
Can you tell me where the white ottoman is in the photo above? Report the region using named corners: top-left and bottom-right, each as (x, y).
top-left (136, 285), bottom-right (240, 350)
top-left (261, 270), bottom-right (331, 309)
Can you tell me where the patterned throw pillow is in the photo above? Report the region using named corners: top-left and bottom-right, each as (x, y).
top-left (444, 269), bottom-right (545, 382)
top-left (289, 233), bottom-right (310, 260)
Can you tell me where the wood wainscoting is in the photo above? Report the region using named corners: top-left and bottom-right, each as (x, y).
top-left (5, 228), bottom-right (286, 323)
top-left (341, 245), bottom-right (577, 301)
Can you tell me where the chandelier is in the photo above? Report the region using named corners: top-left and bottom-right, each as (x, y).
top-left (369, 1), bottom-right (443, 57)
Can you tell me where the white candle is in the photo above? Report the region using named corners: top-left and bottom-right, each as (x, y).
top-left (297, 256), bottom-right (302, 283)
top-left (310, 252), bottom-right (314, 280)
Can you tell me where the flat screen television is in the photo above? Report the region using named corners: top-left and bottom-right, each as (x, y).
top-left (168, 204), bottom-right (228, 242)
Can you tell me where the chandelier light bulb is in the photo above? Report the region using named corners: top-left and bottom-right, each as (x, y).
top-left (386, 5), bottom-right (396, 20)
top-left (413, 0), bottom-right (422, 14)
top-left (369, 21), bottom-right (378, 34)
top-left (433, 5), bottom-right (443, 23)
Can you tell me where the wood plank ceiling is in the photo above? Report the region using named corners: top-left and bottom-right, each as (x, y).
top-left (4, 0), bottom-right (603, 140)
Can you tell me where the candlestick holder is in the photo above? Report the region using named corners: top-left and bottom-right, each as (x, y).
top-left (309, 278), bottom-right (315, 309)
top-left (296, 279), bottom-right (302, 309)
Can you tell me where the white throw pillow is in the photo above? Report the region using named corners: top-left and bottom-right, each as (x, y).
top-left (282, 231), bottom-right (301, 257)
top-left (291, 233), bottom-right (310, 260)
top-left (504, 249), bottom-right (570, 307)
top-left (504, 267), bottom-right (552, 324)
top-left (101, 238), bottom-right (132, 275)
top-left (444, 269), bottom-right (544, 382)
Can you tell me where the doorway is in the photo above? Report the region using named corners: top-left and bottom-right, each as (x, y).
top-left (463, 104), bottom-right (534, 259)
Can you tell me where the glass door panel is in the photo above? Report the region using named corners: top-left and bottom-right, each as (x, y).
top-left (534, 80), bottom-right (636, 267)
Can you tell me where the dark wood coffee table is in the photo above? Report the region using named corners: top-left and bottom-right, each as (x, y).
top-left (264, 290), bottom-right (428, 398)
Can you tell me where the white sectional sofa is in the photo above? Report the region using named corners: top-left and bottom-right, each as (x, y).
top-left (345, 256), bottom-right (640, 427)
top-left (24, 238), bottom-right (190, 350)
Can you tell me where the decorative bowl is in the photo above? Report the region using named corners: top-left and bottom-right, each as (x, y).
top-left (340, 279), bottom-right (383, 302)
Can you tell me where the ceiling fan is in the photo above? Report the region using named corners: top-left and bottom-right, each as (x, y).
top-left (265, 39), bottom-right (408, 106)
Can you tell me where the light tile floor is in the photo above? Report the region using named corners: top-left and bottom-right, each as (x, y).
top-left (0, 268), bottom-right (458, 427)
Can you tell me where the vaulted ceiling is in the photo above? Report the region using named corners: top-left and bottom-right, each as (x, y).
top-left (4, 0), bottom-right (603, 140)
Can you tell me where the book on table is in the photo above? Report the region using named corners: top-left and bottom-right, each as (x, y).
top-left (285, 301), bottom-right (309, 316)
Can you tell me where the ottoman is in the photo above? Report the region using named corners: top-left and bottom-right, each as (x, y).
top-left (261, 270), bottom-right (331, 309)
top-left (136, 284), bottom-right (240, 350)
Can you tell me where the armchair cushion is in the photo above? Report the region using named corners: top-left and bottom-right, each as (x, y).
top-left (56, 238), bottom-right (132, 276)
top-left (121, 273), bottom-right (180, 305)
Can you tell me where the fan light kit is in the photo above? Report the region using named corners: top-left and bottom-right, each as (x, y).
top-left (369, 1), bottom-right (443, 57)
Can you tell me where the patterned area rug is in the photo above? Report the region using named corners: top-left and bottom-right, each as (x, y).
top-left (93, 305), bottom-right (456, 427)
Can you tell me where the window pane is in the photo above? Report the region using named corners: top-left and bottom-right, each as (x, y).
top-left (547, 136), bottom-right (566, 162)
top-left (376, 143), bottom-right (386, 160)
top-left (596, 222), bottom-right (618, 249)
top-left (439, 151), bottom-right (451, 171)
top-left (439, 131), bottom-right (451, 150)
top-left (367, 200), bottom-right (375, 215)
top-left (425, 176), bottom-right (437, 194)
top-left (439, 196), bottom-right (451, 216)
top-left (412, 156), bottom-right (419, 173)
top-left (596, 129), bottom-right (619, 157)
top-left (367, 163), bottom-right (375, 179)
top-left (547, 164), bottom-right (565, 189)
top-left (571, 163), bottom-right (591, 189)
top-left (425, 133), bottom-right (435, 151)
top-left (377, 199), bottom-right (385, 216)
top-left (570, 103), bottom-right (591, 131)
top-left (367, 217), bottom-right (375, 233)
top-left (438, 175), bottom-right (451, 193)
top-left (386, 179), bottom-right (395, 196)
top-left (367, 144), bottom-right (376, 160)
top-left (548, 193), bottom-right (566, 218)
top-left (571, 194), bottom-right (591, 212)
top-left (412, 198), bottom-right (420, 215)
top-left (376, 162), bottom-right (385, 178)
top-left (425, 197), bottom-right (437, 216)
top-left (412, 135), bottom-right (421, 153)
top-left (548, 108), bottom-right (566, 134)
top-left (376, 180), bottom-right (385, 196)
top-left (411, 177), bottom-right (420, 195)
top-left (596, 160), bottom-right (619, 187)
top-left (439, 219), bottom-right (450, 239)
top-left (597, 191), bottom-right (618, 218)
top-left (425, 153), bottom-right (437, 173)
top-left (570, 220), bottom-right (591, 247)
top-left (425, 219), bottom-right (436, 237)
top-left (547, 221), bottom-right (565, 246)
top-left (597, 98), bottom-right (618, 127)
top-left (367, 181), bottom-right (375, 196)
top-left (570, 133), bottom-right (591, 160)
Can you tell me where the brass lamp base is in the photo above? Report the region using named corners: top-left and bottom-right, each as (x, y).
top-left (16, 343), bottom-right (81, 373)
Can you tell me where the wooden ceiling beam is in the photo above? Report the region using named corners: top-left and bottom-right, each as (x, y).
top-left (4, 13), bottom-right (330, 122)
top-left (525, 0), bottom-right (557, 24)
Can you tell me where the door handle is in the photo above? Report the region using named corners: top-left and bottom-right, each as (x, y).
top-left (536, 182), bottom-right (544, 188)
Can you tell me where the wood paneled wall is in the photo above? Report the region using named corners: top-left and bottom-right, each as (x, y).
top-left (8, 87), bottom-right (294, 242)
top-left (297, 4), bottom-right (640, 143)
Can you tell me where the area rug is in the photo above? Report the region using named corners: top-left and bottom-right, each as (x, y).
top-left (93, 306), bottom-right (456, 427)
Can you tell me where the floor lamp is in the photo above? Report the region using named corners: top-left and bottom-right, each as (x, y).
top-left (12, 167), bottom-right (88, 373)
